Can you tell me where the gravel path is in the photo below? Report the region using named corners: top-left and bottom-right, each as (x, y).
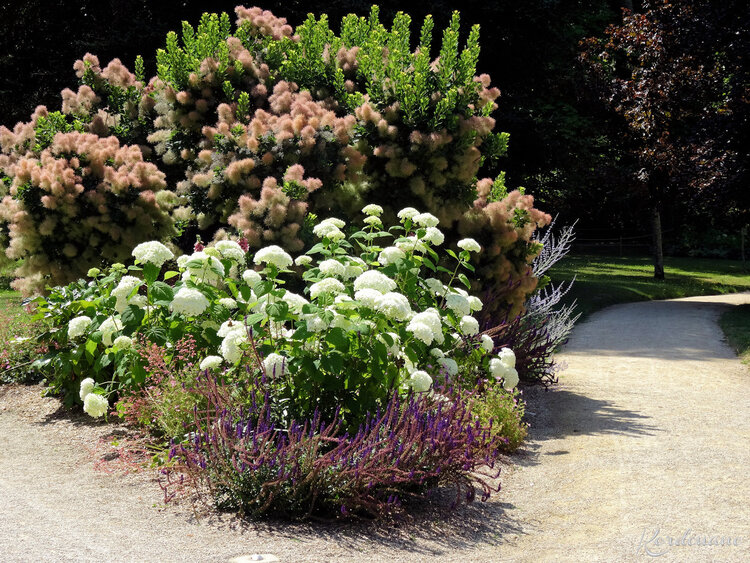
top-left (1, 293), bottom-right (749, 562)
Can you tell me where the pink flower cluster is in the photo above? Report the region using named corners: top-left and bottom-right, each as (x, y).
top-left (234, 6), bottom-right (295, 41)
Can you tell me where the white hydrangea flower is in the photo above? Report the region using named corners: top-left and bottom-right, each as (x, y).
top-left (457, 238), bottom-right (481, 253)
top-left (502, 367), bottom-right (519, 390)
top-left (330, 313), bottom-right (354, 331)
top-left (438, 357), bottom-right (459, 377)
top-left (374, 291), bottom-right (412, 321)
top-left (281, 291), bottom-right (309, 314)
top-left (342, 257), bottom-right (366, 280)
top-left (68, 316), bottom-right (92, 339)
top-left (409, 370), bottom-right (433, 392)
top-left (378, 246), bottom-right (406, 266)
top-left (414, 212), bottom-right (439, 227)
top-left (468, 296), bottom-right (483, 312)
top-left (498, 347), bottom-right (516, 369)
top-left (83, 393), bottom-right (109, 418)
top-left (242, 269), bottom-right (262, 287)
top-left (99, 316), bottom-right (123, 347)
top-left (199, 355), bottom-right (224, 371)
top-left (112, 276), bottom-right (143, 312)
top-left (397, 207), bottom-right (419, 220)
top-left (129, 295), bottom-right (148, 308)
top-left (176, 254), bottom-right (190, 269)
top-left (313, 218), bottom-right (346, 239)
top-left (407, 321), bottom-right (434, 345)
top-left (422, 227), bottom-right (444, 246)
top-left (132, 241), bottom-right (174, 267)
top-left (215, 240), bottom-right (246, 262)
top-left (395, 236), bottom-right (426, 253)
top-left (253, 245), bottom-right (293, 269)
top-left (304, 314), bottom-right (329, 332)
top-left (480, 334), bottom-right (495, 353)
top-left (424, 278), bottom-right (446, 297)
top-left (446, 293), bottom-right (471, 317)
top-left (354, 288), bottom-right (382, 308)
top-left (184, 251), bottom-right (224, 284)
top-left (319, 259), bottom-right (346, 277)
top-left (218, 297), bottom-right (237, 309)
top-left (377, 332), bottom-right (401, 355)
top-left (362, 204), bottom-right (384, 216)
top-left (217, 319), bottom-right (245, 338)
top-left (79, 377), bottom-right (95, 401)
top-left (408, 310), bottom-right (444, 344)
top-left (112, 335), bottom-right (133, 349)
top-left (430, 348), bottom-right (445, 359)
top-left (353, 270), bottom-right (396, 293)
top-left (310, 278), bottom-right (346, 299)
top-left (221, 330), bottom-right (248, 364)
top-left (294, 255), bottom-right (313, 267)
top-left (263, 353), bottom-right (287, 377)
top-left (363, 216), bottom-right (382, 227)
top-left (170, 287), bottom-right (210, 317)
top-left (460, 315), bottom-right (480, 336)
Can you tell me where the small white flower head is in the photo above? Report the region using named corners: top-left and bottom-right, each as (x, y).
top-left (112, 335), bottom-right (133, 349)
top-left (395, 236), bottom-right (426, 253)
top-left (199, 355), bottom-right (224, 371)
top-left (83, 393), bottom-right (109, 418)
top-left (318, 259), bottom-right (346, 278)
top-left (362, 204), bottom-right (384, 216)
top-left (480, 334), bottom-right (495, 353)
top-left (263, 353), bottom-right (287, 377)
top-left (310, 277), bottom-right (346, 299)
top-left (457, 238), bottom-right (481, 253)
top-left (218, 297), bottom-right (237, 309)
top-left (99, 316), bottom-right (123, 347)
top-left (409, 370), bottom-right (433, 393)
top-left (132, 241), bottom-right (174, 267)
top-left (354, 288), bottom-right (382, 308)
top-left (79, 378), bottom-right (95, 401)
top-left (342, 257), bottom-right (366, 280)
top-left (498, 347), bottom-right (516, 369)
top-left (446, 293), bottom-right (471, 317)
top-left (378, 246), bottom-right (406, 266)
top-left (407, 321), bottom-right (434, 345)
top-left (281, 291), bottom-right (309, 314)
top-left (374, 291), bottom-right (412, 321)
top-left (468, 295), bottom-right (483, 312)
top-left (170, 287), bottom-right (210, 317)
top-left (408, 310), bottom-right (444, 344)
top-left (242, 269), bottom-right (262, 287)
top-left (421, 226), bottom-right (444, 246)
top-left (217, 319), bottom-right (246, 338)
top-left (112, 275), bottom-right (143, 312)
top-left (430, 348), bottom-right (445, 359)
top-left (68, 316), bottom-right (92, 339)
top-left (424, 278), bottom-right (446, 297)
top-left (253, 245), bottom-right (293, 269)
top-left (438, 357), bottom-right (459, 377)
top-left (304, 314), bottom-right (329, 333)
top-left (460, 315), bottom-right (480, 336)
top-left (313, 218), bottom-right (346, 239)
top-left (363, 216), bottom-right (382, 227)
top-left (87, 268), bottom-right (101, 278)
top-left (214, 240), bottom-right (246, 262)
top-left (353, 270), bottom-right (397, 294)
top-left (414, 212), bottom-right (439, 227)
top-left (397, 207), bottom-right (419, 221)
top-left (176, 254), bottom-right (190, 269)
top-left (294, 255), bottom-right (313, 267)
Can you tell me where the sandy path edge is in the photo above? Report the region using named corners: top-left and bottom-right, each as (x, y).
top-left (1, 292), bottom-right (749, 562)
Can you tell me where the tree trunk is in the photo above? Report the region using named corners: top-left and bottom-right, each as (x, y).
top-left (651, 206), bottom-right (665, 280)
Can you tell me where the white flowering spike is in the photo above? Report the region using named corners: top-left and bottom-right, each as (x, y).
top-left (214, 240), bottom-right (246, 262)
top-left (362, 204), bottom-right (384, 216)
top-left (218, 297), bottom-right (238, 309)
top-left (132, 241), bottom-right (174, 267)
top-left (242, 269), bottom-right (262, 287)
top-left (199, 356), bottom-right (224, 371)
top-left (68, 316), bottom-right (92, 339)
top-left (422, 227), bottom-right (444, 246)
top-left (294, 255), bottom-right (313, 267)
top-left (446, 293), bottom-right (471, 317)
top-left (438, 357), bottom-right (459, 377)
top-left (480, 334), bottom-right (495, 353)
top-left (378, 246), bottom-right (406, 266)
top-left (409, 370), bottom-right (433, 392)
top-left (83, 393), bottom-right (109, 418)
top-left (253, 245), bottom-right (293, 269)
top-left (397, 207), bottom-right (419, 220)
top-left (457, 238), bottom-right (481, 253)
top-left (353, 270), bottom-right (397, 294)
top-left (263, 353), bottom-right (287, 377)
top-left (99, 316), bottom-right (123, 347)
top-left (460, 315), bottom-right (480, 336)
top-left (318, 259), bottom-right (346, 277)
top-left (498, 347), bottom-right (516, 369)
top-left (79, 378), bottom-right (95, 401)
top-left (170, 287), bottom-right (210, 317)
top-left (374, 291), bottom-right (412, 321)
top-left (112, 335), bottom-right (133, 349)
top-left (310, 277), bottom-right (346, 299)
top-left (414, 212), bottom-right (439, 227)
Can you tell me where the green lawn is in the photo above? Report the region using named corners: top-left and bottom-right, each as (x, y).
top-left (719, 304), bottom-right (750, 365)
top-left (550, 254), bottom-right (750, 320)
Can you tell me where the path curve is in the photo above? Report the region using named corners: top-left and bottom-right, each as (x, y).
top-left (1, 293), bottom-right (749, 562)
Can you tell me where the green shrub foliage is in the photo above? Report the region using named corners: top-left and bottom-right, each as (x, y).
top-left (0, 5), bottom-right (550, 315)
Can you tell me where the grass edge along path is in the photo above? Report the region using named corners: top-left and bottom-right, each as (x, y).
top-left (719, 304), bottom-right (750, 365)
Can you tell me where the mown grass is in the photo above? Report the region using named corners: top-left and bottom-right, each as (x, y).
top-left (719, 304), bottom-right (750, 365)
top-left (550, 254), bottom-right (750, 321)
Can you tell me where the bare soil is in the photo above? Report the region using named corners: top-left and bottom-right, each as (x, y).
top-left (1, 293), bottom-right (749, 562)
